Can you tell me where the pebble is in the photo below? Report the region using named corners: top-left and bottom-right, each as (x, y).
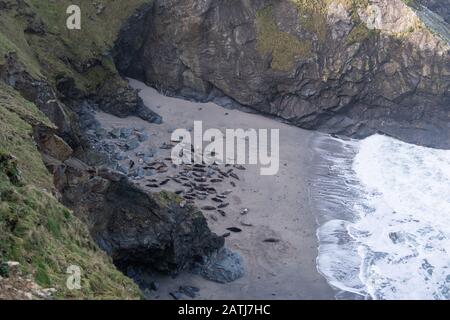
top-left (240, 208), bottom-right (249, 215)
top-left (120, 128), bottom-right (133, 139)
top-left (126, 137), bottom-right (140, 151)
top-left (160, 142), bottom-right (172, 149)
top-left (179, 286), bottom-right (200, 299)
top-left (170, 292), bottom-right (182, 300)
top-left (114, 152), bottom-right (127, 161)
top-left (110, 128), bottom-right (121, 138)
top-left (136, 132), bottom-right (149, 142)
top-left (150, 281), bottom-right (160, 291)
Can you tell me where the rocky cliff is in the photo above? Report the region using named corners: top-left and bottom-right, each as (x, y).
top-left (115, 0), bottom-right (450, 148)
top-left (0, 0), bottom-right (223, 299)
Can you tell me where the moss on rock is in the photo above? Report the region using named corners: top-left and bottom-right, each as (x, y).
top-left (0, 0), bottom-right (152, 93)
top-left (255, 5), bottom-right (312, 71)
top-left (291, 0), bottom-right (370, 45)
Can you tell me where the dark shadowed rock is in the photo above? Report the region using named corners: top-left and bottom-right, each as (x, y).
top-left (51, 159), bottom-right (224, 274)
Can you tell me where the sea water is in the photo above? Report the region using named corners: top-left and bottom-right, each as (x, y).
top-left (311, 134), bottom-right (450, 300)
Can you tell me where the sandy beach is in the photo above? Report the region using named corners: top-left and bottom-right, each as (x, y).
top-left (95, 79), bottom-right (336, 300)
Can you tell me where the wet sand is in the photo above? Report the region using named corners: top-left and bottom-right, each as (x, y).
top-left (95, 79), bottom-right (336, 300)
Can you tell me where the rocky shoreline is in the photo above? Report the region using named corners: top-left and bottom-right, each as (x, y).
top-left (37, 76), bottom-right (253, 295)
top-left (44, 98), bottom-right (250, 298)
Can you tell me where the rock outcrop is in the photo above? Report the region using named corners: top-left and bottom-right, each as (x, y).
top-left (115, 0), bottom-right (450, 148)
top-left (48, 157), bottom-right (224, 274)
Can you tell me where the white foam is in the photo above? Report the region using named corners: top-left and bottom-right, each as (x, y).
top-left (314, 134), bottom-right (450, 300)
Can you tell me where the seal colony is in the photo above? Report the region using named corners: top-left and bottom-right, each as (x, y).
top-left (170, 121), bottom-right (280, 175)
top-left (94, 79), bottom-right (336, 299)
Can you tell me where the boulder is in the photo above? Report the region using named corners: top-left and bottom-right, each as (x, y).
top-left (55, 159), bottom-right (224, 274)
top-left (192, 247), bottom-right (245, 283)
top-left (39, 134), bottom-right (73, 161)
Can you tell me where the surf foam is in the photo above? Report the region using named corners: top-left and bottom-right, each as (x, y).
top-left (312, 134), bottom-right (450, 300)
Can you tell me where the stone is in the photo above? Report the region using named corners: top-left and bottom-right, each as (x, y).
top-left (125, 137), bottom-right (140, 151)
top-left (114, 152), bottom-right (127, 161)
top-left (95, 128), bottom-right (108, 139)
top-left (136, 132), bottom-right (149, 142)
top-left (116, 163), bottom-right (128, 175)
top-left (193, 248), bottom-right (244, 284)
top-left (240, 208), bottom-right (249, 215)
top-left (120, 128), bottom-right (133, 139)
top-left (39, 134), bottom-right (73, 161)
top-left (110, 128), bottom-right (121, 139)
top-left (150, 281), bottom-right (160, 291)
top-left (129, 167), bottom-right (146, 179)
top-left (170, 291), bottom-right (182, 300)
top-left (179, 285), bottom-right (200, 298)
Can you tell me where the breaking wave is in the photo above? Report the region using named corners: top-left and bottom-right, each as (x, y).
top-left (311, 134), bottom-right (450, 300)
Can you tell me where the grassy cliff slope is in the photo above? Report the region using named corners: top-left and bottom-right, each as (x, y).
top-left (0, 0), bottom-right (153, 299)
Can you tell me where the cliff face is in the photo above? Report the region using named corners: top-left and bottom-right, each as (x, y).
top-left (116, 0), bottom-right (450, 148)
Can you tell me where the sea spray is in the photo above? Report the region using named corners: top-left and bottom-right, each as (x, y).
top-left (311, 134), bottom-right (450, 300)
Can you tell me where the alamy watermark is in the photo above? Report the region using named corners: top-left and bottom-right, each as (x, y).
top-left (66, 5), bottom-right (81, 30)
top-left (66, 265), bottom-right (81, 290)
top-left (171, 121), bottom-right (280, 176)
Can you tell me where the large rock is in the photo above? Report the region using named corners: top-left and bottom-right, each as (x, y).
top-left (37, 133), bottom-right (73, 161)
top-left (50, 157), bottom-right (224, 274)
top-left (115, 0), bottom-right (450, 148)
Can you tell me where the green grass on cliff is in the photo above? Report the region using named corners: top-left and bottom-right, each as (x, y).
top-left (255, 5), bottom-right (312, 71)
top-left (0, 85), bottom-right (141, 299)
top-left (0, 0), bottom-right (153, 299)
top-left (255, 1), bottom-right (376, 71)
top-left (0, 0), bottom-right (151, 92)
top-left (290, 0), bottom-right (367, 43)
top-left (291, 0), bottom-right (372, 44)
top-left (0, 83), bottom-right (54, 188)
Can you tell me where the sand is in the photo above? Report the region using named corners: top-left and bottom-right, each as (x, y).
top-left (95, 79), bottom-right (336, 300)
